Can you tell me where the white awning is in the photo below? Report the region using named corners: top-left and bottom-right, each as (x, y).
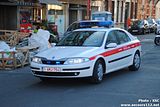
top-left (39, 0), bottom-right (62, 5)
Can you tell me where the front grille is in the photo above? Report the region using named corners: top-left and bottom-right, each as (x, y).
top-left (32, 71), bottom-right (80, 76)
top-left (63, 67), bottom-right (90, 71)
top-left (42, 60), bottom-right (65, 65)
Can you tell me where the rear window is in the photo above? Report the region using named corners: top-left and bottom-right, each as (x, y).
top-left (131, 20), bottom-right (142, 26)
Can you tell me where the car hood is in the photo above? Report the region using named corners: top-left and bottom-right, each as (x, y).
top-left (36, 46), bottom-right (100, 60)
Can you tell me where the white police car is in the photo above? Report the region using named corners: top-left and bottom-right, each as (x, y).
top-left (31, 27), bottom-right (141, 83)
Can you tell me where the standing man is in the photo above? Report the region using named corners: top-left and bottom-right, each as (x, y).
top-left (127, 17), bottom-right (131, 30)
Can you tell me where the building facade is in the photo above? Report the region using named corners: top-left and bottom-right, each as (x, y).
top-left (59, 0), bottom-right (104, 31)
top-left (105, 0), bottom-right (160, 28)
top-left (1, 0), bottom-right (160, 32)
top-left (156, 0), bottom-right (160, 19)
top-left (105, 0), bottom-right (138, 28)
top-left (39, 0), bottom-right (64, 35)
top-left (135, 0), bottom-right (160, 20)
top-left (0, 0), bottom-right (41, 30)
top-left (137, 0), bottom-right (156, 19)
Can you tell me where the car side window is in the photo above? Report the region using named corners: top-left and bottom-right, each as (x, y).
top-left (106, 31), bottom-right (119, 45)
top-left (115, 30), bottom-right (131, 44)
top-left (67, 23), bottom-right (79, 32)
top-left (67, 23), bottom-right (75, 31)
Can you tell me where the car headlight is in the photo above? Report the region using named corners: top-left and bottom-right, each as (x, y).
top-left (32, 57), bottom-right (42, 64)
top-left (64, 58), bottom-right (90, 65)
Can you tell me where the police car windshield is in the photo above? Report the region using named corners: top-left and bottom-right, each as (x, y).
top-left (57, 31), bottom-right (105, 47)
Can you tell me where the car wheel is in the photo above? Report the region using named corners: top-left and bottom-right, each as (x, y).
top-left (129, 52), bottom-right (141, 71)
top-left (148, 29), bottom-right (151, 33)
top-left (154, 37), bottom-right (160, 46)
top-left (155, 30), bottom-right (157, 34)
top-left (90, 60), bottom-right (104, 83)
top-left (142, 29), bottom-right (146, 34)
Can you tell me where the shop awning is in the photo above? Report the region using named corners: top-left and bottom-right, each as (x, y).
top-left (59, 0), bottom-right (87, 5)
top-left (39, 0), bottom-right (62, 5)
top-left (0, 1), bottom-right (41, 7)
top-left (59, 0), bottom-right (103, 5)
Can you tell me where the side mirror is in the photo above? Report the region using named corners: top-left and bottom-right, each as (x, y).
top-left (105, 43), bottom-right (117, 49)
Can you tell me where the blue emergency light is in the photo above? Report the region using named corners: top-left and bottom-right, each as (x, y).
top-left (79, 20), bottom-right (114, 28)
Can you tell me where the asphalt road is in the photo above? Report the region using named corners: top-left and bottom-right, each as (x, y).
top-left (0, 33), bottom-right (160, 107)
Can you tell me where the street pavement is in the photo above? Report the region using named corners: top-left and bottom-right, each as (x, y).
top-left (0, 33), bottom-right (160, 107)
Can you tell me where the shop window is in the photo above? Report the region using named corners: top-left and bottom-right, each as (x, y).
top-left (48, 9), bottom-right (63, 15)
top-left (56, 10), bottom-right (63, 15)
top-left (48, 9), bottom-right (55, 15)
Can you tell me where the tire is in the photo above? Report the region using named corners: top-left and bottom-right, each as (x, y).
top-left (155, 30), bottom-right (157, 34)
top-left (129, 52), bottom-right (141, 71)
top-left (154, 37), bottom-right (160, 46)
top-left (90, 60), bottom-right (104, 84)
top-left (142, 29), bottom-right (146, 35)
top-left (148, 29), bottom-right (150, 34)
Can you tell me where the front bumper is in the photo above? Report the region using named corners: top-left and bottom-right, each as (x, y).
top-left (30, 61), bottom-right (94, 78)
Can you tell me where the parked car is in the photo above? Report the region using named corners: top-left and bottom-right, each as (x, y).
top-left (65, 20), bottom-right (114, 35)
top-left (155, 19), bottom-right (160, 34)
top-left (128, 19), bottom-right (150, 34)
top-left (147, 18), bottom-right (157, 33)
top-left (30, 27), bottom-right (141, 83)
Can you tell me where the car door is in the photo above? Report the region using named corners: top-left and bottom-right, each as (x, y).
top-left (104, 30), bottom-right (121, 73)
top-left (104, 30), bottom-right (132, 73)
top-left (114, 30), bottom-right (133, 68)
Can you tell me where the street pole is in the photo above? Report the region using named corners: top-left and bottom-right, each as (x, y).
top-left (87, 0), bottom-right (91, 20)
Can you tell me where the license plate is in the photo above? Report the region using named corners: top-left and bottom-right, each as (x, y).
top-left (43, 67), bottom-right (61, 72)
top-left (132, 30), bottom-right (138, 32)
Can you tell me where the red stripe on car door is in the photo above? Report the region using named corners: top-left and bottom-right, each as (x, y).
top-left (89, 42), bottom-right (141, 60)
